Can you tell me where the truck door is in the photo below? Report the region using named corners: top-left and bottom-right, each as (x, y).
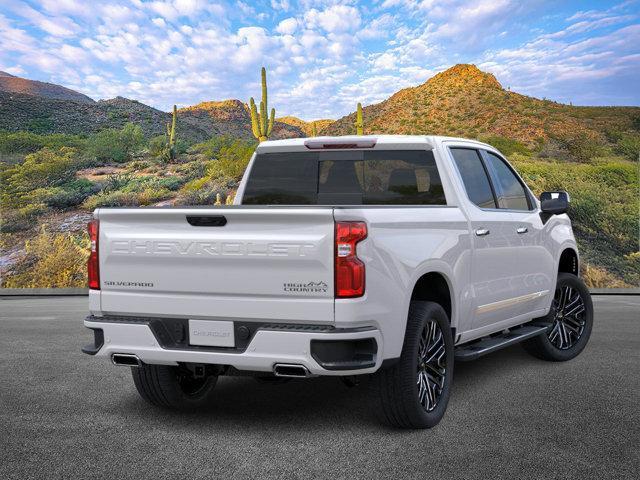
top-left (448, 147), bottom-right (554, 333)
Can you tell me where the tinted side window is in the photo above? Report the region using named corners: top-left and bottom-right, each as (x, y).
top-left (243, 153), bottom-right (318, 204)
top-left (450, 148), bottom-right (496, 208)
top-left (363, 150), bottom-right (445, 205)
top-left (483, 152), bottom-right (530, 210)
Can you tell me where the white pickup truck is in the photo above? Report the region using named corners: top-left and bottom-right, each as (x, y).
top-left (83, 135), bottom-right (593, 428)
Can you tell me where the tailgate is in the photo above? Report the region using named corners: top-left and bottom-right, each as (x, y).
top-left (96, 207), bottom-right (335, 323)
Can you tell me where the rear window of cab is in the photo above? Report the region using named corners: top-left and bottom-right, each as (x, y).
top-left (242, 150), bottom-right (446, 205)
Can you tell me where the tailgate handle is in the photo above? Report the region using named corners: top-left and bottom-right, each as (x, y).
top-left (186, 215), bottom-right (227, 227)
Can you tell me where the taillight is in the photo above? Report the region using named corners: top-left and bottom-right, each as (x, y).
top-left (87, 219), bottom-right (100, 290)
top-left (335, 221), bottom-right (367, 298)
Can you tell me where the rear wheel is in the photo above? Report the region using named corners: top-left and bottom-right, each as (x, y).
top-left (131, 364), bottom-right (218, 410)
top-left (376, 301), bottom-right (454, 429)
top-left (523, 272), bottom-right (593, 361)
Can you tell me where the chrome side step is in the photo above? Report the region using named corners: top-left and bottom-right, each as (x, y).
top-left (454, 325), bottom-right (549, 362)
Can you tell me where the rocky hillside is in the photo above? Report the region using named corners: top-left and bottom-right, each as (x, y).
top-left (0, 71), bottom-right (94, 104)
top-left (276, 116), bottom-right (334, 136)
top-left (323, 64), bottom-right (640, 147)
top-left (179, 100), bottom-right (303, 140)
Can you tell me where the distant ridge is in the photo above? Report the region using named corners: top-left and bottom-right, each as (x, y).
top-left (0, 72), bottom-right (95, 104)
top-left (276, 116), bottom-right (334, 136)
top-left (322, 64), bottom-right (639, 146)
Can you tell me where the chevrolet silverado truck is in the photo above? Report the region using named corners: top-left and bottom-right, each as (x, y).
top-left (82, 135), bottom-right (593, 428)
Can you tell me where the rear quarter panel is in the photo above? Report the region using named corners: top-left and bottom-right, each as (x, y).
top-left (333, 206), bottom-right (472, 359)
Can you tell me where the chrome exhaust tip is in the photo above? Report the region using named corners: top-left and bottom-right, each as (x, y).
top-left (111, 353), bottom-right (142, 367)
top-left (273, 363), bottom-right (310, 378)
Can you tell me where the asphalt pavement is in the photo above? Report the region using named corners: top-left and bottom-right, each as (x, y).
top-left (1, 295), bottom-right (638, 479)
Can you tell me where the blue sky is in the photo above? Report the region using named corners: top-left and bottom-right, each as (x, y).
top-left (0, 0), bottom-right (638, 120)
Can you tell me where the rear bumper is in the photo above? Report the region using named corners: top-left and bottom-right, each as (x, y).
top-left (83, 316), bottom-right (382, 376)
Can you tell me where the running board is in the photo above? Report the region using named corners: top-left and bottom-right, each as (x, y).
top-left (455, 325), bottom-right (549, 362)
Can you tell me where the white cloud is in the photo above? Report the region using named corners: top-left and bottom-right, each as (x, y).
top-left (304, 5), bottom-right (361, 33)
top-left (276, 17), bottom-right (298, 35)
top-left (152, 17), bottom-right (166, 28)
top-left (271, 0), bottom-right (291, 11)
top-left (2, 65), bottom-right (26, 76)
top-left (9, 3), bottom-right (80, 37)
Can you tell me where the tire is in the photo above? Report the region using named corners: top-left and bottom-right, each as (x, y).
top-left (523, 272), bottom-right (593, 362)
top-left (376, 301), bottom-right (454, 429)
top-left (131, 364), bottom-right (218, 410)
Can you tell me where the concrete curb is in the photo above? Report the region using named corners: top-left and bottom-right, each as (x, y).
top-left (0, 288), bottom-right (88, 296)
top-left (1, 287), bottom-right (638, 296)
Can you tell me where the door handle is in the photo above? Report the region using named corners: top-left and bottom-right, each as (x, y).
top-left (186, 215), bottom-right (227, 227)
top-left (516, 227), bottom-right (528, 234)
top-left (475, 228), bottom-right (490, 237)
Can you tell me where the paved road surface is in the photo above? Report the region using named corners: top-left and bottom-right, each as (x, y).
top-left (1, 296), bottom-right (638, 479)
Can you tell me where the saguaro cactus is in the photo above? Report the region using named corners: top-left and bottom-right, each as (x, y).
top-left (249, 67), bottom-right (275, 142)
top-left (355, 102), bottom-right (363, 135)
top-left (165, 104), bottom-right (177, 161)
top-left (311, 122), bottom-right (317, 137)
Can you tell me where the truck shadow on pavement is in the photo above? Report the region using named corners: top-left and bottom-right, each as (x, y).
top-left (114, 345), bottom-right (543, 430)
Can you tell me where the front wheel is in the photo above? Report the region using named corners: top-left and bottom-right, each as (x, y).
top-left (131, 363), bottom-right (218, 410)
top-left (376, 301), bottom-right (454, 429)
top-left (523, 272), bottom-right (593, 362)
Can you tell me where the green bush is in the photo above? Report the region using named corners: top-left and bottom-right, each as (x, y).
top-left (148, 135), bottom-right (166, 157)
top-left (615, 133), bottom-right (640, 160)
top-left (0, 147), bottom-right (80, 208)
top-left (0, 131), bottom-right (87, 154)
top-left (480, 135), bottom-right (531, 156)
top-left (514, 158), bottom-right (639, 285)
top-left (82, 187), bottom-right (172, 210)
top-left (0, 203), bottom-right (48, 233)
top-left (30, 179), bottom-right (98, 209)
top-left (1, 227), bottom-right (89, 288)
top-left (554, 132), bottom-right (603, 162)
top-left (88, 123), bottom-right (144, 162)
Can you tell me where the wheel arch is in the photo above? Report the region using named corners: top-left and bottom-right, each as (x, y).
top-left (558, 247), bottom-right (579, 276)
top-left (410, 271), bottom-right (454, 330)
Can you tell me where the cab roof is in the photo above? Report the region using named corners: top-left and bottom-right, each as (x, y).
top-left (255, 135), bottom-right (495, 153)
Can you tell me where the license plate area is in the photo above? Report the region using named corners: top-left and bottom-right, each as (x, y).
top-left (188, 320), bottom-right (235, 347)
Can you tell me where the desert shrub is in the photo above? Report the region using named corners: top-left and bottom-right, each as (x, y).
top-left (514, 158), bottom-right (638, 286)
top-left (614, 133), bottom-right (640, 160)
top-left (26, 117), bottom-right (54, 134)
top-left (216, 143), bottom-right (254, 178)
top-left (88, 123), bottom-right (144, 163)
top-left (0, 203), bottom-right (48, 233)
top-left (2, 227), bottom-right (89, 288)
top-left (148, 135), bottom-right (167, 157)
top-left (102, 173), bottom-right (134, 192)
top-left (156, 176), bottom-right (185, 191)
top-left (192, 136), bottom-right (256, 164)
top-left (480, 135), bottom-right (530, 156)
top-left (82, 187), bottom-right (172, 210)
top-left (30, 179), bottom-right (98, 209)
top-left (550, 132), bottom-right (603, 162)
top-left (0, 131), bottom-right (87, 154)
top-left (148, 135), bottom-right (189, 162)
top-left (581, 263), bottom-right (629, 289)
top-left (174, 186), bottom-right (225, 206)
top-left (0, 147), bottom-right (80, 208)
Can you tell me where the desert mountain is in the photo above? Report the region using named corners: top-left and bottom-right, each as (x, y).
top-left (0, 90), bottom-right (301, 143)
top-left (276, 116), bottom-right (334, 136)
top-left (179, 100), bottom-right (303, 140)
top-left (322, 64), bottom-right (639, 146)
top-left (0, 71), bottom-right (94, 104)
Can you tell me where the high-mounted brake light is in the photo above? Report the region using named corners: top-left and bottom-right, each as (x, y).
top-left (335, 221), bottom-right (367, 298)
top-left (305, 138), bottom-right (377, 149)
top-left (87, 219), bottom-right (100, 290)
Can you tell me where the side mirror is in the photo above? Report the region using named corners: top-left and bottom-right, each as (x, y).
top-left (540, 191), bottom-right (569, 215)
